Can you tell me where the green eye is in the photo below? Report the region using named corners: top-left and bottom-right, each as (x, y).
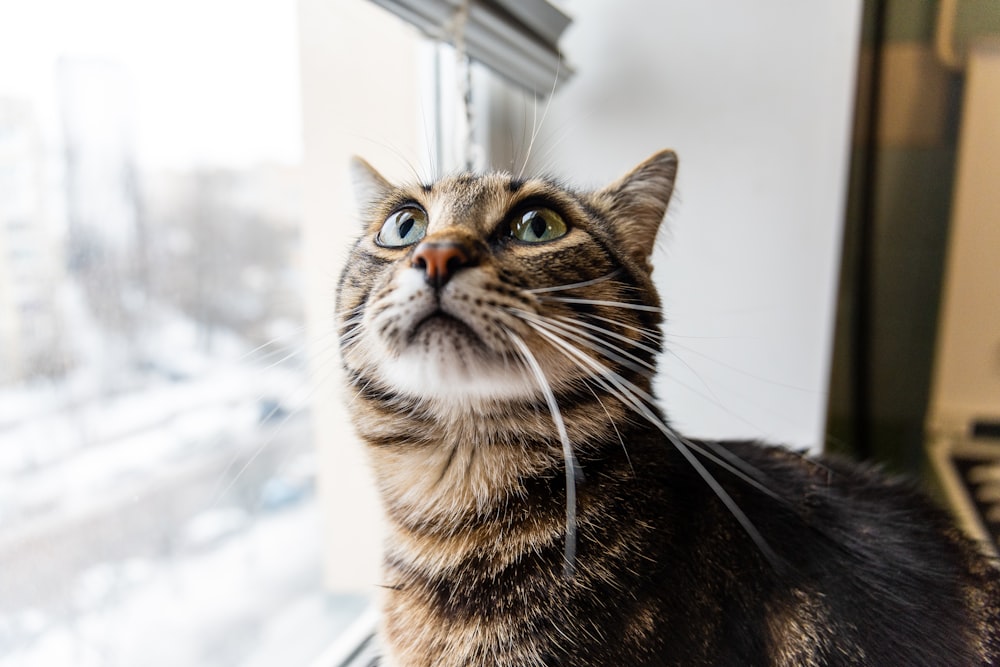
top-left (510, 208), bottom-right (567, 243)
top-left (377, 206), bottom-right (428, 247)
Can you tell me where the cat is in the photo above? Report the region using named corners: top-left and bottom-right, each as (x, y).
top-left (335, 150), bottom-right (1000, 666)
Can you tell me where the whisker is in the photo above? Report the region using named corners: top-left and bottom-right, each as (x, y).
top-left (522, 322), bottom-right (750, 484)
top-left (337, 317), bottom-right (367, 351)
top-left (346, 372), bottom-right (378, 408)
top-left (519, 317), bottom-right (784, 570)
top-left (564, 314), bottom-right (814, 442)
top-left (660, 348), bottom-right (727, 409)
top-left (513, 309), bottom-right (655, 378)
top-left (554, 315), bottom-right (661, 359)
top-left (210, 389), bottom-right (313, 508)
top-left (210, 338), bottom-right (348, 508)
top-left (517, 55), bottom-right (561, 180)
top-left (336, 305), bottom-right (366, 327)
top-left (665, 339), bottom-right (818, 394)
top-left (662, 426), bottom-right (785, 571)
top-left (584, 379), bottom-right (633, 476)
top-left (520, 90), bottom-right (537, 177)
top-left (526, 320), bottom-right (774, 492)
top-left (351, 134), bottom-right (427, 184)
top-left (205, 341), bottom-right (335, 505)
top-left (527, 269), bottom-right (625, 294)
top-left (338, 328), bottom-right (365, 353)
top-left (543, 296), bottom-right (662, 313)
top-left (551, 312), bottom-right (808, 444)
top-left (660, 350), bottom-right (821, 443)
top-left (583, 313), bottom-right (662, 344)
top-left (251, 341), bottom-right (309, 375)
top-left (506, 329), bottom-right (579, 578)
top-left (236, 324), bottom-right (308, 363)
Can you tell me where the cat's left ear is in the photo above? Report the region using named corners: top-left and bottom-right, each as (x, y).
top-left (350, 156), bottom-right (394, 210)
top-left (597, 150), bottom-right (678, 270)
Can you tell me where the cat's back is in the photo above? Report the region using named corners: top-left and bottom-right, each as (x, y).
top-left (653, 438), bottom-right (1000, 666)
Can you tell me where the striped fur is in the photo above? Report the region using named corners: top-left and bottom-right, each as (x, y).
top-left (335, 151), bottom-right (1000, 666)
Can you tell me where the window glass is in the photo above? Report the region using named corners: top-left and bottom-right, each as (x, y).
top-left (0, 2), bottom-right (366, 664)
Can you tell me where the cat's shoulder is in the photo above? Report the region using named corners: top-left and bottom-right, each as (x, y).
top-left (718, 439), bottom-right (994, 569)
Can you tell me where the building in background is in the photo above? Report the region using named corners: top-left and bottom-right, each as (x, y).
top-left (57, 57), bottom-right (140, 260)
top-left (0, 98), bottom-right (66, 384)
top-left (2, 57), bottom-right (320, 667)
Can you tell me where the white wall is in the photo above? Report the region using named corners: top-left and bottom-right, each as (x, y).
top-left (298, 0), bottom-right (429, 593)
top-left (524, 0), bottom-right (862, 448)
top-left (298, 0), bottom-right (862, 593)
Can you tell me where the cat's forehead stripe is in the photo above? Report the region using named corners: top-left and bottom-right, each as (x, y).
top-left (414, 174), bottom-right (568, 232)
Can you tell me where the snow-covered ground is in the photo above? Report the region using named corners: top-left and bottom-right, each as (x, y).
top-left (0, 300), bottom-right (363, 666)
top-left (0, 498), bottom-right (368, 667)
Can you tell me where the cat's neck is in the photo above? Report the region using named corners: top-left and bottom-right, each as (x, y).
top-left (350, 379), bottom-right (647, 530)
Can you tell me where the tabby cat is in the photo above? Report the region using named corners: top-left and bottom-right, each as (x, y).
top-left (335, 150), bottom-right (1000, 666)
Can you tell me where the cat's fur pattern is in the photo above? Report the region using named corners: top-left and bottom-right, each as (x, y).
top-left (336, 150), bottom-right (1000, 666)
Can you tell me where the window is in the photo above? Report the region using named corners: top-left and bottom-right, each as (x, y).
top-left (0, 2), bottom-right (366, 665)
top-left (2, 0), bottom-right (861, 664)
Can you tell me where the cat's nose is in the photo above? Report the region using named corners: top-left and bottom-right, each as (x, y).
top-left (411, 241), bottom-right (474, 288)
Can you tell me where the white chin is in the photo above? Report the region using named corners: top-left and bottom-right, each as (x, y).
top-left (375, 351), bottom-right (537, 404)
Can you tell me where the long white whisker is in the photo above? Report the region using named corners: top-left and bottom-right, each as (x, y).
top-left (514, 310), bottom-right (655, 377)
top-left (659, 348), bottom-right (727, 408)
top-left (337, 316), bottom-right (367, 351)
top-left (583, 313), bottom-right (662, 343)
top-left (252, 341), bottom-right (308, 374)
top-left (585, 380), bottom-right (633, 475)
top-left (237, 324), bottom-right (308, 363)
top-left (346, 372), bottom-right (378, 408)
top-left (543, 296), bottom-right (662, 313)
top-left (660, 343), bottom-right (818, 440)
top-left (520, 319), bottom-right (783, 569)
top-left (506, 330), bottom-right (579, 578)
top-left (555, 315), bottom-right (661, 359)
top-left (210, 360), bottom-right (334, 509)
top-left (350, 134), bottom-right (426, 184)
top-left (521, 91), bottom-right (537, 176)
top-left (527, 269), bottom-right (625, 294)
top-left (660, 422), bottom-right (784, 570)
top-left (665, 339), bottom-right (817, 394)
top-left (528, 322), bottom-right (764, 488)
top-left (523, 321), bottom-right (776, 495)
top-left (518, 55), bottom-right (561, 180)
top-left (338, 327), bottom-right (365, 352)
top-left (548, 313), bottom-right (792, 439)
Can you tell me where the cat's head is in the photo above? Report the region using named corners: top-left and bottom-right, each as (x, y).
top-left (336, 151), bottom-right (678, 413)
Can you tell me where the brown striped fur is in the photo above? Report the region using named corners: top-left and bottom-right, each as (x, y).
top-left (335, 151), bottom-right (1000, 666)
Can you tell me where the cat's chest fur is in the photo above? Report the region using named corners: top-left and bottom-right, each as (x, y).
top-left (336, 151), bottom-right (1000, 666)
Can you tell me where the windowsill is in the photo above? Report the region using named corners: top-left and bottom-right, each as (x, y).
top-left (307, 603), bottom-right (380, 667)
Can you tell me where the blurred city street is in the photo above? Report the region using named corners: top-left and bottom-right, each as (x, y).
top-left (0, 333), bottom-right (359, 666)
top-left (0, 2), bottom-right (363, 663)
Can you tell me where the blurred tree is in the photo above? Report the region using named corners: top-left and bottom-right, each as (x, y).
top-left (146, 169), bottom-right (301, 352)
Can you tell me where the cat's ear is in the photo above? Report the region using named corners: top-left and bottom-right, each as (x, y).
top-left (597, 150), bottom-right (678, 270)
top-left (350, 156), bottom-right (393, 209)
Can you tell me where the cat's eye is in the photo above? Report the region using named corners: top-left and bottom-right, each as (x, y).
top-left (509, 208), bottom-right (567, 243)
top-left (376, 206), bottom-right (428, 248)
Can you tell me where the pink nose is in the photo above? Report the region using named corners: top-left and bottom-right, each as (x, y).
top-left (411, 241), bottom-right (472, 288)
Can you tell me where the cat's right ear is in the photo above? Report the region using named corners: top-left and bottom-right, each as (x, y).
top-left (350, 156), bottom-right (393, 209)
top-left (597, 150), bottom-right (678, 271)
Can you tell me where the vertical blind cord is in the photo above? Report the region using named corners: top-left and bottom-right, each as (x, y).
top-left (449, 0), bottom-right (482, 172)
